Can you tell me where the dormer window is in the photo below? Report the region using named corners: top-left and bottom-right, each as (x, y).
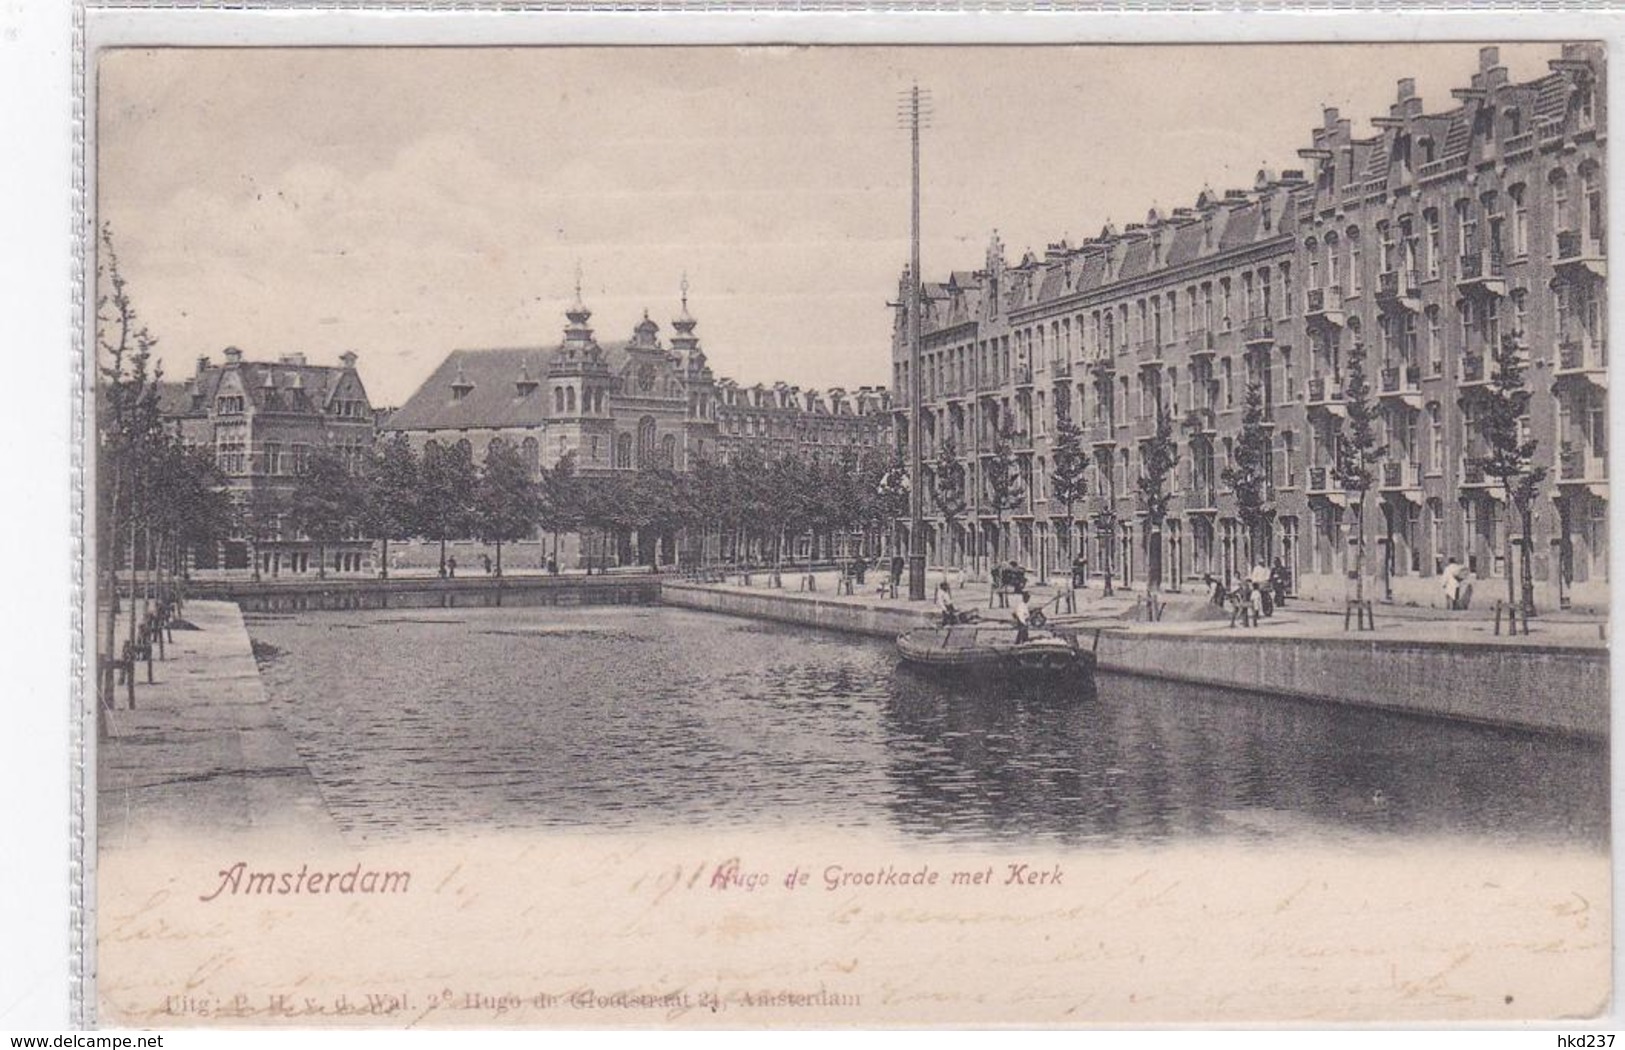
top-left (216, 395), bottom-right (245, 415)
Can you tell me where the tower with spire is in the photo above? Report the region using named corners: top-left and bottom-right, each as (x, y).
top-left (671, 274), bottom-right (719, 463)
top-left (546, 266), bottom-right (617, 471)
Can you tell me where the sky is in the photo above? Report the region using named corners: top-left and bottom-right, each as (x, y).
top-left (97, 42), bottom-right (1569, 408)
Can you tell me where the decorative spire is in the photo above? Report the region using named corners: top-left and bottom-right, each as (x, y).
top-left (670, 274), bottom-right (704, 374)
top-left (566, 261), bottom-right (591, 325)
top-left (552, 270), bottom-right (607, 377)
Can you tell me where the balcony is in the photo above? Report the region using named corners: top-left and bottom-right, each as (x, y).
top-left (1305, 373), bottom-right (1347, 415)
top-left (1503, 131), bottom-right (1536, 158)
top-left (1304, 285), bottom-right (1346, 328)
top-left (1086, 420), bottom-right (1117, 447)
top-left (1184, 484), bottom-right (1218, 513)
top-left (1182, 406), bottom-right (1218, 435)
top-left (1134, 338), bottom-right (1163, 366)
top-left (1379, 459), bottom-right (1423, 492)
top-left (1050, 358), bottom-right (1073, 379)
top-left (1375, 268), bottom-right (1422, 310)
top-left (1459, 458), bottom-right (1491, 489)
top-left (1013, 363), bottom-right (1034, 387)
top-left (1306, 465), bottom-right (1338, 497)
top-left (1185, 331), bottom-right (1216, 359)
top-left (1459, 354), bottom-right (1488, 389)
top-left (1088, 355), bottom-right (1116, 376)
top-left (1456, 249), bottom-right (1507, 296)
top-left (1554, 229), bottom-right (1608, 280)
top-left (1555, 339), bottom-right (1608, 387)
top-left (1558, 446), bottom-right (1608, 488)
top-left (977, 372), bottom-right (1003, 393)
top-left (1241, 314), bottom-right (1275, 346)
top-left (1377, 363), bottom-right (1424, 409)
top-left (1012, 429), bottom-right (1034, 451)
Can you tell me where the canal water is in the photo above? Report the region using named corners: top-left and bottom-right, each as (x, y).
top-left (246, 605), bottom-right (1607, 849)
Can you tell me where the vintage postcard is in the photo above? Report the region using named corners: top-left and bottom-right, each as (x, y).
top-left (84, 26), bottom-right (1611, 1029)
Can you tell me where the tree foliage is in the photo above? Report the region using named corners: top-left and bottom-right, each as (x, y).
top-left (1135, 404), bottom-right (1180, 591)
top-left (1221, 381), bottom-right (1277, 567)
top-left (1467, 332), bottom-right (1547, 615)
top-left (1329, 343), bottom-right (1386, 601)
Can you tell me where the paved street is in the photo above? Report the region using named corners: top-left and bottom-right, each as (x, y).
top-left (691, 567), bottom-right (1610, 650)
top-left (97, 600), bottom-right (341, 849)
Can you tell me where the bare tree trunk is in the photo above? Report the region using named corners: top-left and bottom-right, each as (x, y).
top-left (1518, 498), bottom-right (1536, 617)
top-left (1353, 501), bottom-right (1366, 604)
top-left (1499, 486), bottom-right (1515, 615)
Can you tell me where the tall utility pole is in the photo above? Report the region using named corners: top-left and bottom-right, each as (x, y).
top-left (901, 83), bottom-right (931, 602)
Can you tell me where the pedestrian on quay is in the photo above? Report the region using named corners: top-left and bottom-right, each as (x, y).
top-left (890, 554), bottom-right (905, 590)
top-left (447, 555), bottom-right (458, 579)
top-left (1270, 557), bottom-right (1289, 608)
top-left (1012, 590), bottom-right (1033, 644)
top-left (481, 553), bottom-right (492, 575)
top-left (1441, 557), bottom-right (1466, 610)
top-left (1249, 561), bottom-right (1274, 616)
top-left (1071, 551), bottom-right (1089, 590)
top-left (547, 554), bottom-right (559, 576)
top-left (1203, 572), bottom-right (1225, 607)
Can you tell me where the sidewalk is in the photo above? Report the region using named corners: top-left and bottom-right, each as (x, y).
top-left (97, 599), bottom-right (341, 849)
top-left (690, 568), bottom-right (1609, 650)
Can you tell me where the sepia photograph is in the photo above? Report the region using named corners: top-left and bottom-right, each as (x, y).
top-left (87, 36), bottom-right (1610, 1027)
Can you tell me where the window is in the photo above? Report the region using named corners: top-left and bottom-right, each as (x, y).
top-left (1509, 185), bottom-right (1529, 256)
top-left (1283, 431), bottom-right (1297, 487)
top-left (1347, 230), bottom-right (1362, 295)
top-left (1426, 306), bottom-right (1443, 376)
top-left (1280, 349), bottom-right (1296, 403)
top-left (1583, 165), bottom-right (1604, 245)
top-left (263, 441), bottom-right (282, 476)
top-left (615, 432), bottom-right (633, 469)
top-left (1424, 209), bottom-right (1442, 279)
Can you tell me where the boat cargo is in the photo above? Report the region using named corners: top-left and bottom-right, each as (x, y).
top-left (896, 624), bottom-right (1095, 679)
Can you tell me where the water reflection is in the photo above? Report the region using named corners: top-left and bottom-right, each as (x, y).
top-left (881, 665), bottom-right (1607, 848)
top-left (245, 606), bottom-right (1606, 849)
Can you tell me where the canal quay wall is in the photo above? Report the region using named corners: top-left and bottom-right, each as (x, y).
top-left (659, 581), bottom-right (1608, 739)
top-left (183, 572), bottom-right (661, 613)
top-left (98, 600), bottom-right (341, 847)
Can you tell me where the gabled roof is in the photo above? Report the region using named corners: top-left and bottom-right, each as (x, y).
top-left (383, 347), bottom-right (557, 431)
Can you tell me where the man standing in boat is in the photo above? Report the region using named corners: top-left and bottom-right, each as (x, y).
top-left (1012, 590), bottom-right (1033, 644)
top-left (936, 580), bottom-right (959, 627)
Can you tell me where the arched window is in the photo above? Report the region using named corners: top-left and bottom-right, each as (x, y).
top-left (522, 436), bottom-right (540, 479)
top-left (455, 438), bottom-right (472, 460)
top-left (615, 432), bottom-right (633, 469)
top-left (661, 433), bottom-right (676, 468)
top-left (554, 387), bottom-right (564, 414)
top-left (637, 417), bottom-right (657, 468)
top-left (423, 439), bottom-right (441, 456)
top-left (566, 387), bottom-right (577, 413)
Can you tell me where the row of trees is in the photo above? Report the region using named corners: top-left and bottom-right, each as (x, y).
top-left (924, 406), bottom-right (1180, 591)
top-left (98, 226), bottom-right (236, 707)
top-left (261, 435), bottom-right (914, 578)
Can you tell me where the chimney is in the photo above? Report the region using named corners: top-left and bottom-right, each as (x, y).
top-left (1398, 77), bottom-right (1416, 103)
top-left (339, 350), bottom-right (358, 370)
top-left (279, 352), bottom-right (307, 366)
top-left (1479, 45), bottom-right (1500, 73)
top-left (222, 346), bottom-right (243, 366)
top-left (195, 355), bottom-right (210, 376)
top-left (1323, 106), bottom-right (1340, 129)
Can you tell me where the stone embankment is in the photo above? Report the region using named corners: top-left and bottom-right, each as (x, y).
top-left (660, 577), bottom-right (1608, 739)
top-left (97, 600), bottom-right (340, 848)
